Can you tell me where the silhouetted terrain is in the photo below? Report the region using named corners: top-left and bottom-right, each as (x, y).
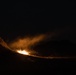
top-left (32, 40), bottom-right (76, 56)
top-left (0, 40), bottom-right (76, 74)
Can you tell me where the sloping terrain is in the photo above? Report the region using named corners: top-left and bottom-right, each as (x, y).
top-left (0, 40), bottom-right (76, 74)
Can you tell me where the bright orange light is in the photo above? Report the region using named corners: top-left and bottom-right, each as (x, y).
top-left (17, 49), bottom-right (29, 55)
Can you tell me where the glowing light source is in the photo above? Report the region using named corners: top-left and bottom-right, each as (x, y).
top-left (17, 49), bottom-right (29, 55)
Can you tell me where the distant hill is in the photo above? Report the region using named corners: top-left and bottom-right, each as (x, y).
top-left (32, 40), bottom-right (76, 56)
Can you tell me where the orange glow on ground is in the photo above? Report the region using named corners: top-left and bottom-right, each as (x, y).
top-left (17, 49), bottom-right (30, 55)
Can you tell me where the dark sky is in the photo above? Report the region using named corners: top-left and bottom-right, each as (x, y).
top-left (0, 1), bottom-right (76, 42)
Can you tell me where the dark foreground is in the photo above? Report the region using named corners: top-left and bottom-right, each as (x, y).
top-left (0, 44), bottom-right (76, 74)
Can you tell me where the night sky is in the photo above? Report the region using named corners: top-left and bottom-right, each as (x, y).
top-left (0, 1), bottom-right (76, 42)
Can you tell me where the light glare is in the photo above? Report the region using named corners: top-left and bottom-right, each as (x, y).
top-left (17, 49), bottom-right (29, 55)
